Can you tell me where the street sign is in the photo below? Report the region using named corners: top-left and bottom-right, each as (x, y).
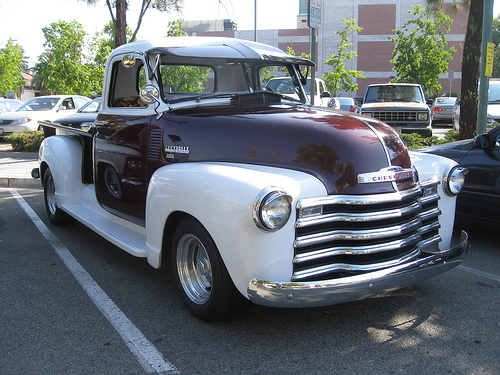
top-left (308, 0), bottom-right (322, 29)
top-left (485, 42), bottom-right (494, 77)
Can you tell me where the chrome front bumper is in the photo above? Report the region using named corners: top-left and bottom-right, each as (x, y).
top-left (247, 231), bottom-right (468, 308)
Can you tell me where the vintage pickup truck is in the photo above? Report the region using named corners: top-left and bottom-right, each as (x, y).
top-left (36, 37), bottom-right (468, 321)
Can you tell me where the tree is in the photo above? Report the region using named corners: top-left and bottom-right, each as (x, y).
top-left (322, 18), bottom-right (364, 96)
top-left (389, 5), bottom-right (456, 96)
top-left (82, 0), bottom-right (183, 48)
top-left (160, 20), bottom-right (210, 93)
top-left (33, 20), bottom-right (103, 96)
top-left (426, 0), bottom-right (481, 140)
top-left (492, 13), bottom-right (500, 77)
top-left (0, 39), bottom-right (26, 97)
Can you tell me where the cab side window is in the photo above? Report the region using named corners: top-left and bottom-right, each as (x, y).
top-left (109, 59), bottom-right (148, 108)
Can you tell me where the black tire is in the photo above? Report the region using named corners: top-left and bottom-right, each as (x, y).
top-left (171, 218), bottom-right (247, 321)
top-left (43, 168), bottom-right (74, 225)
top-left (104, 165), bottom-right (122, 200)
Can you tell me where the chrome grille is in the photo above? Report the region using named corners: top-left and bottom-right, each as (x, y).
top-left (293, 180), bottom-right (441, 282)
top-left (372, 111), bottom-right (418, 122)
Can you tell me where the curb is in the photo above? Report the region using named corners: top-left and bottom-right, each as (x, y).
top-left (0, 177), bottom-right (42, 189)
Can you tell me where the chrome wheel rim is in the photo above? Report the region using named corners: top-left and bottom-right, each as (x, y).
top-left (46, 174), bottom-right (57, 215)
top-left (176, 234), bottom-right (212, 305)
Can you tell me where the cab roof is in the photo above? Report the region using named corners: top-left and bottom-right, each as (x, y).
top-left (111, 36), bottom-right (315, 66)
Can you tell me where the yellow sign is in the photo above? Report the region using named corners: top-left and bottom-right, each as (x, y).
top-left (485, 42), bottom-right (495, 77)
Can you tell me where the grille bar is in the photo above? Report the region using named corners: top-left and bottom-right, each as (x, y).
top-left (292, 248), bottom-right (421, 281)
top-left (293, 232), bottom-right (422, 264)
top-left (294, 217), bottom-right (422, 248)
top-left (296, 201), bottom-right (421, 228)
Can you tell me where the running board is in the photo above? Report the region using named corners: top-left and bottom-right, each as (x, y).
top-left (61, 184), bottom-right (147, 258)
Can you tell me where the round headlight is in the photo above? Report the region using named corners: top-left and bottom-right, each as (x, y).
top-left (253, 188), bottom-right (292, 232)
top-left (444, 166), bottom-right (468, 196)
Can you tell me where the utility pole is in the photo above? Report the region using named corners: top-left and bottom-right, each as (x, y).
top-left (307, 0), bottom-right (322, 105)
top-left (477, 0), bottom-right (494, 134)
top-left (254, 0), bottom-right (257, 42)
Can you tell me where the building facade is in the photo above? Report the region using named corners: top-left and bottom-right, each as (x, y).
top-left (184, 0), bottom-right (468, 98)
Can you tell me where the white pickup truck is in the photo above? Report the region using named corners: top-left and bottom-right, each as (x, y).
top-left (35, 37), bottom-right (468, 321)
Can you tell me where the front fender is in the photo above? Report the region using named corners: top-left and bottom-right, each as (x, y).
top-left (145, 162), bottom-right (326, 298)
top-left (39, 135), bottom-right (85, 206)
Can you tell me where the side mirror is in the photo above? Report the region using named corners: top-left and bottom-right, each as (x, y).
top-left (474, 133), bottom-right (489, 148)
top-left (139, 84), bottom-right (160, 104)
top-left (122, 55), bottom-right (136, 68)
top-left (321, 91), bottom-right (331, 98)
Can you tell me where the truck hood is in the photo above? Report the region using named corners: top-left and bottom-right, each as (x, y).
top-left (361, 102), bottom-right (428, 111)
top-left (154, 104), bottom-right (414, 195)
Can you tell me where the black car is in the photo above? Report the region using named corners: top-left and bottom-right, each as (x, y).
top-left (54, 97), bottom-right (101, 129)
top-left (419, 124), bottom-right (500, 226)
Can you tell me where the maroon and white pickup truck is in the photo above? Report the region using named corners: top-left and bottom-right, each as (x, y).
top-left (36, 37), bottom-right (468, 321)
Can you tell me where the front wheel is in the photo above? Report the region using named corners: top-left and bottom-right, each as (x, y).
top-left (43, 168), bottom-right (74, 225)
top-left (171, 218), bottom-right (247, 321)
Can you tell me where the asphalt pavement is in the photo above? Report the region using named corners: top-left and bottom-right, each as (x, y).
top-left (0, 142), bottom-right (41, 189)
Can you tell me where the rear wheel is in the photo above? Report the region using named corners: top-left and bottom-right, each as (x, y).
top-left (43, 168), bottom-right (74, 225)
top-left (171, 218), bottom-right (247, 321)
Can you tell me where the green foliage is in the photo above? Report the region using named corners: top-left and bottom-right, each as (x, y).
top-left (0, 39), bottom-right (26, 97)
top-left (159, 20), bottom-right (210, 93)
top-left (493, 14), bottom-right (500, 78)
top-left (33, 20), bottom-right (103, 97)
top-left (4, 131), bottom-right (45, 152)
top-left (389, 5), bottom-right (456, 95)
top-left (166, 19), bottom-right (187, 37)
top-left (402, 129), bottom-right (459, 150)
top-left (322, 18), bottom-right (365, 96)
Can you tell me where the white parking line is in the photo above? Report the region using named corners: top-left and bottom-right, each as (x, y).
top-left (458, 265), bottom-right (500, 283)
top-left (11, 190), bottom-right (179, 374)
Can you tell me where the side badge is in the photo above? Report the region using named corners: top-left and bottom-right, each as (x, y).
top-left (164, 145), bottom-right (190, 154)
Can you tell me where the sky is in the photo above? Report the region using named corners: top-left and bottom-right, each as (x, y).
top-left (0, 0), bottom-right (498, 68)
top-left (0, 0), bottom-right (300, 67)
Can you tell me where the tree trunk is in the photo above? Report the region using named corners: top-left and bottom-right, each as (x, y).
top-left (114, 0), bottom-right (128, 48)
top-left (459, 0), bottom-right (483, 140)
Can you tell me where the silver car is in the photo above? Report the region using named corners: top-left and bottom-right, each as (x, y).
top-left (431, 96), bottom-right (457, 125)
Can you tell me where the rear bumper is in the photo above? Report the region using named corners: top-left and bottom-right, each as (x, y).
top-left (247, 230), bottom-right (468, 308)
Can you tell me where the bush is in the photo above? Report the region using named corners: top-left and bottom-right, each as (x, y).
top-left (402, 130), bottom-right (459, 150)
top-left (4, 131), bottom-right (45, 152)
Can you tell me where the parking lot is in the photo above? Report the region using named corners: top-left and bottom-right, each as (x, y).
top-left (1, 188), bottom-right (499, 375)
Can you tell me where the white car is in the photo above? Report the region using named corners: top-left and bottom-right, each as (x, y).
top-left (0, 95), bottom-right (90, 138)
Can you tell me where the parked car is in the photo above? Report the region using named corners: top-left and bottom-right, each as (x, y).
top-left (418, 124), bottom-right (500, 227)
top-left (431, 96), bottom-right (457, 125)
top-left (0, 95), bottom-right (90, 139)
top-left (54, 97), bottom-right (100, 129)
top-left (360, 83), bottom-right (432, 136)
top-left (452, 78), bottom-right (500, 132)
top-left (452, 99), bottom-right (460, 131)
top-left (332, 97), bottom-right (360, 112)
top-left (0, 98), bottom-right (23, 114)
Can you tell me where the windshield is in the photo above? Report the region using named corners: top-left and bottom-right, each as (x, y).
top-left (365, 85), bottom-right (424, 103)
top-left (435, 97), bottom-right (456, 105)
top-left (158, 56), bottom-right (306, 104)
top-left (17, 97), bottom-right (59, 112)
top-left (79, 98), bottom-right (101, 113)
